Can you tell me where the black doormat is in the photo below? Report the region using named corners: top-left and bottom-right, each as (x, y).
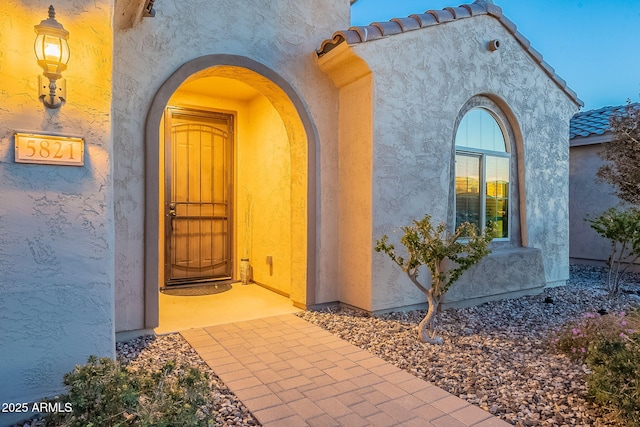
top-left (161, 282), bottom-right (233, 296)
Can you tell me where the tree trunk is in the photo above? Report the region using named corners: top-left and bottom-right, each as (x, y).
top-left (418, 288), bottom-right (443, 344)
top-left (612, 241), bottom-right (626, 295)
top-left (607, 242), bottom-right (617, 295)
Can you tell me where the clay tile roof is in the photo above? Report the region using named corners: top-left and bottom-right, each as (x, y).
top-left (570, 103), bottom-right (640, 139)
top-left (446, 6), bottom-right (471, 19)
top-left (317, 0), bottom-right (583, 107)
top-left (463, 2), bottom-right (488, 16)
top-left (391, 17), bottom-right (421, 32)
top-left (431, 8), bottom-right (455, 23)
top-left (409, 13), bottom-right (438, 28)
top-left (372, 20), bottom-right (403, 37)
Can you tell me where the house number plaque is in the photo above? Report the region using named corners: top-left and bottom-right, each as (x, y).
top-left (15, 133), bottom-right (84, 166)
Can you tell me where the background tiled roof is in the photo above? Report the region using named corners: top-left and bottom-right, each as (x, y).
top-left (570, 103), bottom-right (639, 139)
top-left (318, 0), bottom-right (582, 107)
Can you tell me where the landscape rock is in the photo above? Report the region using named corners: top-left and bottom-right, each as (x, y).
top-left (298, 265), bottom-right (639, 426)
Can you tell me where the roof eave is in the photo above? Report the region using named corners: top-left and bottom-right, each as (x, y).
top-left (323, 0), bottom-right (583, 108)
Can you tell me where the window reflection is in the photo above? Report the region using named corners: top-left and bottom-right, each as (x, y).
top-left (485, 156), bottom-right (509, 238)
top-left (455, 154), bottom-right (481, 230)
top-left (455, 108), bottom-right (506, 152)
top-left (455, 108), bottom-right (510, 239)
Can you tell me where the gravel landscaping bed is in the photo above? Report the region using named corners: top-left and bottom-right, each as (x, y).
top-left (12, 333), bottom-right (260, 427)
top-left (115, 333), bottom-right (260, 426)
top-left (298, 265), bottom-right (640, 426)
top-left (12, 265), bottom-right (639, 427)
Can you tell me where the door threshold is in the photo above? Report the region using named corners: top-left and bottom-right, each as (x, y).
top-left (161, 278), bottom-right (234, 290)
top-left (160, 281), bottom-right (233, 297)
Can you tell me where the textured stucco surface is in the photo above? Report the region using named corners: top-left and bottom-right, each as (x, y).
top-left (243, 96), bottom-right (293, 294)
top-left (343, 14), bottom-right (578, 311)
top-left (338, 74), bottom-right (374, 310)
top-left (443, 247), bottom-right (546, 307)
top-left (569, 142), bottom-right (640, 269)
top-left (113, 0), bottom-right (348, 331)
top-left (317, 44), bottom-right (375, 311)
top-left (0, 0), bottom-right (115, 417)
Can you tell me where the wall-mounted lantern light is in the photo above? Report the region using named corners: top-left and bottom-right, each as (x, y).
top-left (34, 5), bottom-right (69, 109)
top-left (143, 0), bottom-right (157, 17)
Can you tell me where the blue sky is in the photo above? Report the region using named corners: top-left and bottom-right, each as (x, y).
top-left (351, 0), bottom-right (640, 111)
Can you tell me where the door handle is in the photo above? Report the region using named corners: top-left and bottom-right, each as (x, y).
top-left (168, 203), bottom-right (176, 231)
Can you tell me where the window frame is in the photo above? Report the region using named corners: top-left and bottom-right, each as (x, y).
top-left (454, 107), bottom-right (511, 241)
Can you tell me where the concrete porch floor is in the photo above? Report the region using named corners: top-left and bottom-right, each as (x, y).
top-left (156, 282), bottom-right (302, 334)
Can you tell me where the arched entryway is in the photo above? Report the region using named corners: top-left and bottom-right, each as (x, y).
top-left (143, 55), bottom-right (317, 328)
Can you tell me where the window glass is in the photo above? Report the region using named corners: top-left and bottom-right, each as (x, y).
top-left (485, 156), bottom-right (509, 238)
top-left (455, 154), bottom-right (481, 230)
top-left (455, 109), bottom-right (506, 152)
top-left (455, 108), bottom-right (510, 239)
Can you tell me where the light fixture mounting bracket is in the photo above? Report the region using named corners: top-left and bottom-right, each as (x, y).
top-left (38, 75), bottom-right (66, 109)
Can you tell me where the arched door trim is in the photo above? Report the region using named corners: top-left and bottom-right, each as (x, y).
top-left (143, 55), bottom-right (318, 327)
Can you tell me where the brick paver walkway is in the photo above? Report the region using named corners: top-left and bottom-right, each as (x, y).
top-left (181, 314), bottom-right (509, 427)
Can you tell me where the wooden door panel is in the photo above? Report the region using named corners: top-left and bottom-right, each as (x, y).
top-left (165, 107), bottom-right (233, 285)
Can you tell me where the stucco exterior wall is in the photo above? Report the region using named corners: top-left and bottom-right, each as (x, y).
top-left (569, 142), bottom-right (632, 266)
top-left (338, 74), bottom-right (374, 310)
top-left (113, 1), bottom-right (349, 331)
top-left (349, 15), bottom-right (578, 311)
top-left (243, 96), bottom-right (292, 294)
top-left (0, 0), bottom-right (114, 420)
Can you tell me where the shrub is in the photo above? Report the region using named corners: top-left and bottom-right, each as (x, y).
top-left (586, 207), bottom-right (640, 295)
top-left (555, 310), bottom-right (639, 362)
top-left (555, 310), bottom-right (640, 424)
top-left (586, 333), bottom-right (640, 425)
top-left (375, 214), bottom-right (493, 344)
top-left (45, 356), bottom-right (212, 427)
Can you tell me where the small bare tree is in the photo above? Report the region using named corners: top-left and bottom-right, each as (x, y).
top-left (587, 207), bottom-right (640, 295)
top-left (375, 215), bottom-right (493, 344)
top-left (597, 101), bottom-right (640, 205)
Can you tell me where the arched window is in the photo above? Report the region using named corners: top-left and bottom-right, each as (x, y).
top-left (455, 108), bottom-right (510, 239)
